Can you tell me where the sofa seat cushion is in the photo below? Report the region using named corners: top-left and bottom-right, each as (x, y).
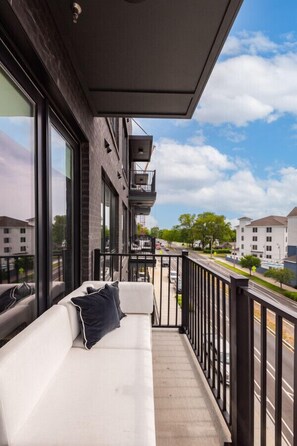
top-left (72, 314), bottom-right (152, 351)
top-left (11, 348), bottom-right (155, 446)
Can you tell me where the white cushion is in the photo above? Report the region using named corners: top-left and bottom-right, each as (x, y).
top-left (59, 281), bottom-right (154, 341)
top-left (0, 305), bottom-right (72, 445)
top-left (72, 314), bottom-right (152, 350)
top-left (11, 348), bottom-right (156, 446)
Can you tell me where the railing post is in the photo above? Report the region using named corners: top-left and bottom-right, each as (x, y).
top-left (94, 249), bottom-right (101, 280)
top-left (180, 250), bottom-right (189, 333)
top-left (230, 275), bottom-right (252, 446)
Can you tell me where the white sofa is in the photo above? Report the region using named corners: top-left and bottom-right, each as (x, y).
top-left (0, 281), bottom-right (156, 446)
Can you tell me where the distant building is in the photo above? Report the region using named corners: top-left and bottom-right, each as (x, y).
top-left (284, 207), bottom-right (297, 286)
top-left (236, 215), bottom-right (287, 260)
top-left (0, 216), bottom-right (35, 256)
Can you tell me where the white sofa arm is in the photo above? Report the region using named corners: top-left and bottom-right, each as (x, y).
top-left (82, 281), bottom-right (154, 314)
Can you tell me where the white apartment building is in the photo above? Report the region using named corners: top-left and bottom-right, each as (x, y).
top-left (0, 216), bottom-right (35, 256)
top-left (236, 215), bottom-right (288, 261)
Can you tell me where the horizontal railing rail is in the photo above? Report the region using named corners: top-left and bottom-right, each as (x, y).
top-left (0, 254), bottom-right (35, 284)
top-left (93, 249), bottom-right (297, 446)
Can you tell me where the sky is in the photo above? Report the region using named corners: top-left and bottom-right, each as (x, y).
top-left (133, 0), bottom-right (297, 230)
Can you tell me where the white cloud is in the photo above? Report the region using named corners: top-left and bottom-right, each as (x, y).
top-left (222, 31), bottom-right (279, 56)
top-left (151, 139), bottom-right (297, 220)
top-left (194, 36), bottom-right (297, 126)
top-left (187, 129), bottom-right (206, 145)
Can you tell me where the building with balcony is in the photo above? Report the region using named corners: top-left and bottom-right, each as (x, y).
top-left (2, 2), bottom-right (295, 446)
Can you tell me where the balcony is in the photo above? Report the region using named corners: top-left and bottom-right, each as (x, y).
top-left (129, 135), bottom-right (153, 162)
top-left (94, 250), bottom-right (297, 446)
top-left (129, 169), bottom-right (156, 212)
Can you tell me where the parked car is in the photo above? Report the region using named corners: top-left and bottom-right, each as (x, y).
top-left (175, 277), bottom-right (182, 293)
top-left (169, 270), bottom-right (177, 283)
top-left (137, 271), bottom-right (150, 282)
top-left (161, 257), bottom-right (169, 267)
top-left (204, 336), bottom-right (230, 385)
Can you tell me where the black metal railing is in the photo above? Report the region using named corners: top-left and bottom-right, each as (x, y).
top-left (0, 252), bottom-right (64, 284)
top-left (0, 254), bottom-right (34, 284)
top-left (130, 169), bottom-right (156, 193)
top-left (94, 249), bottom-right (182, 327)
top-left (93, 249), bottom-right (297, 446)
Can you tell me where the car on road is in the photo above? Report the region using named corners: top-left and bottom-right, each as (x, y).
top-left (204, 336), bottom-right (230, 385)
top-left (161, 257), bottom-right (169, 267)
top-left (175, 277), bottom-right (182, 293)
top-left (169, 270), bottom-right (177, 283)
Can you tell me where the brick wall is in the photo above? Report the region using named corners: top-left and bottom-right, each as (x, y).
top-left (7, 0), bottom-right (130, 280)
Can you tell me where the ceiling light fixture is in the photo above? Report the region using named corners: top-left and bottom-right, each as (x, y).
top-left (138, 147), bottom-right (144, 155)
top-left (72, 2), bottom-right (82, 23)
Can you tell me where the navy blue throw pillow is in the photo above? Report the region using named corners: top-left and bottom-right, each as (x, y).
top-left (0, 286), bottom-right (17, 314)
top-left (71, 285), bottom-right (120, 350)
top-left (86, 281), bottom-right (126, 320)
top-left (14, 282), bottom-right (34, 302)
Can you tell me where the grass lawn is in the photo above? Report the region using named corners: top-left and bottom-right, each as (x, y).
top-left (214, 260), bottom-right (297, 301)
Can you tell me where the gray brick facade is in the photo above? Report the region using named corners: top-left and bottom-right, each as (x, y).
top-left (7, 0), bottom-right (131, 281)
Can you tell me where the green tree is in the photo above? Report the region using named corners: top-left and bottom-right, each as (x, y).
top-left (137, 223), bottom-right (149, 235)
top-left (52, 215), bottom-right (66, 248)
top-left (264, 268), bottom-right (295, 288)
top-left (150, 226), bottom-right (160, 238)
top-left (239, 255), bottom-right (261, 275)
top-left (178, 214), bottom-right (197, 247)
top-left (194, 212), bottom-right (234, 249)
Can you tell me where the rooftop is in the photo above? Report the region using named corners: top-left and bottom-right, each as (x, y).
top-left (246, 215), bottom-right (287, 227)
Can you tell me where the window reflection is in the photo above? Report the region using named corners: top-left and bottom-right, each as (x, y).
top-left (0, 65), bottom-right (36, 347)
top-left (50, 126), bottom-right (74, 301)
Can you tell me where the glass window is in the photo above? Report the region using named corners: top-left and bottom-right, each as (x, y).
top-left (20, 228), bottom-right (26, 233)
top-left (100, 178), bottom-right (119, 279)
top-left (122, 204), bottom-right (128, 252)
top-left (0, 64), bottom-right (36, 346)
top-left (266, 227), bottom-right (272, 233)
top-left (241, 236), bottom-right (244, 241)
top-left (253, 227), bottom-right (257, 232)
top-left (241, 227), bottom-right (244, 233)
top-left (266, 236), bottom-right (272, 242)
top-left (252, 236), bottom-right (257, 241)
top-left (50, 125), bottom-right (74, 301)
top-left (101, 179), bottom-right (118, 254)
top-left (266, 246), bottom-right (272, 251)
top-left (20, 237), bottom-right (26, 243)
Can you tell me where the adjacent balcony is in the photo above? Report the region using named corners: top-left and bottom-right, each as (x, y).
top-left (94, 250), bottom-right (297, 446)
top-left (129, 169), bottom-right (157, 213)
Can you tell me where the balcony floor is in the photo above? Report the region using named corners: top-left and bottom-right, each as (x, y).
top-left (152, 329), bottom-right (231, 446)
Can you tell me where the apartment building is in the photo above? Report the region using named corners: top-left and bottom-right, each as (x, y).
top-left (236, 215), bottom-right (288, 260)
top-left (0, 217), bottom-right (35, 256)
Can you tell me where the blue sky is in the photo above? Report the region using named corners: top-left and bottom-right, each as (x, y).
top-left (133, 0), bottom-right (297, 229)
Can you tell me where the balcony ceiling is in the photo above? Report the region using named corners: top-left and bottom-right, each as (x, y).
top-left (129, 136), bottom-right (153, 162)
top-left (46, 0), bottom-right (243, 118)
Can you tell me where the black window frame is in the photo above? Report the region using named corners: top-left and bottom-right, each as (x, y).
top-left (0, 29), bottom-right (82, 316)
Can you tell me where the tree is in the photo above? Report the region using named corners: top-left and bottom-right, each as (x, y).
top-left (239, 255), bottom-right (261, 275)
top-left (137, 223), bottom-right (149, 236)
top-left (150, 226), bottom-right (160, 238)
top-left (194, 212), bottom-right (234, 249)
top-left (264, 268), bottom-right (295, 288)
top-left (178, 214), bottom-right (197, 247)
top-left (52, 215), bottom-right (66, 249)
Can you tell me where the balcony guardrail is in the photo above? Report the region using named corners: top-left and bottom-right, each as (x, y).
top-left (130, 169), bottom-right (156, 193)
top-left (93, 249), bottom-right (297, 446)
